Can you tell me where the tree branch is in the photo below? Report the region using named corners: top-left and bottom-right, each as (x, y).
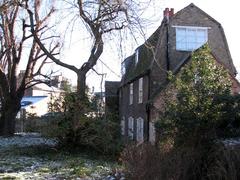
top-left (27, 8), bottom-right (79, 73)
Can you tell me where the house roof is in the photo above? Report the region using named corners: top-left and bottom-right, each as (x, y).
top-left (120, 20), bottom-right (164, 86)
top-left (21, 96), bottom-right (48, 108)
top-left (170, 3), bottom-right (236, 75)
top-left (149, 45), bottom-right (240, 104)
top-left (120, 3), bottom-right (237, 87)
top-left (105, 81), bottom-right (120, 97)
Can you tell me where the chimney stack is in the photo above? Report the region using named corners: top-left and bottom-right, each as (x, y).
top-left (169, 8), bottom-right (174, 16)
top-left (163, 8), bottom-right (174, 19)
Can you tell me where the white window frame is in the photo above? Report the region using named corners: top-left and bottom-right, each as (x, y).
top-left (135, 49), bottom-right (139, 65)
top-left (174, 26), bottom-right (209, 51)
top-left (128, 117), bottom-right (134, 139)
top-left (138, 77), bottom-right (143, 103)
top-left (121, 117), bottom-right (125, 135)
top-left (136, 117), bottom-right (144, 142)
top-left (121, 63), bottom-right (126, 75)
top-left (129, 83), bottom-right (133, 105)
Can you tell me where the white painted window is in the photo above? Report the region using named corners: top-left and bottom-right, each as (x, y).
top-left (175, 26), bottom-right (208, 51)
top-left (138, 77), bottom-right (143, 103)
top-left (149, 122), bottom-right (156, 144)
top-left (121, 117), bottom-right (125, 135)
top-left (128, 117), bottom-right (134, 139)
top-left (121, 62), bottom-right (126, 75)
top-left (136, 117), bottom-right (144, 142)
top-left (129, 83), bottom-right (133, 105)
top-left (135, 49), bottom-right (139, 65)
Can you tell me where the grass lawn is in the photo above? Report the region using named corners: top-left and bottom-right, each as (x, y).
top-left (0, 135), bottom-right (123, 180)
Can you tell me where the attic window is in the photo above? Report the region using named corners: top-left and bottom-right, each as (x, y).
top-left (121, 62), bottom-right (126, 75)
top-left (174, 26), bottom-right (209, 51)
top-left (135, 49), bottom-right (139, 65)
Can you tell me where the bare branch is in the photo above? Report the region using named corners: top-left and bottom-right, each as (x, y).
top-left (27, 8), bottom-right (79, 73)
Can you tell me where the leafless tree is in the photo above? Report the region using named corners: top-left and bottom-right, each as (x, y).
top-left (27, 0), bottom-right (151, 100)
top-left (0, 0), bottom-right (58, 136)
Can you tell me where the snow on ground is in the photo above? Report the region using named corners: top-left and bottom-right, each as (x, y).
top-left (0, 133), bottom-right (125, 180)
top-left (222, 137), bottom-right (240, 147)
top-left (0, 132), bottom-right (57, 148)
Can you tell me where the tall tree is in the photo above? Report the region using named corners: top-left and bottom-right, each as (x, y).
top-left (0, 0), bottom-right (58, 136)
top-left (27, 0), bottom-right (150, 100)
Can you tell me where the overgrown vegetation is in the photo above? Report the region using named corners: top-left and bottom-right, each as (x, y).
top-left (122, 45), bottom-right (240, 180)
top-left (121, 142), bottom-right (240, 180)
top-left (43, 89), bottom-right (123, 156)
top-left (157, 45), bottom-right (240, 147)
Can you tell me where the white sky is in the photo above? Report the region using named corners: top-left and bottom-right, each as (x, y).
top-left (59, 0), bottom-right (240, 92)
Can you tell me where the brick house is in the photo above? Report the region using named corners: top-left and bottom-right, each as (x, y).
top-left (106, 3), bottom-right (240, 143)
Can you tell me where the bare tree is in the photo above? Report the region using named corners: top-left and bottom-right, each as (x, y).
top-left (27, 0), bottom-right (149, 100)
top-left (0, 0), bottom-right (58, 136)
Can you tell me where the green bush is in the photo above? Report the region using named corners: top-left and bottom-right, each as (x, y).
top-left (156, 45), bottom-right (239, 147)
top-left (48, 92), bottom-right (122, 156)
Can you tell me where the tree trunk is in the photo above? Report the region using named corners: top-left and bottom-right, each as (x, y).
top-left (77, 71), bottom-right (87, 100)
top-left (0, 97), bottom-right (21, 136)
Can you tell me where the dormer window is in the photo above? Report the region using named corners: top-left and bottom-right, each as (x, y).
top-left (135, 49), bottom-right (139, 65)
top-left (121, 62), bottom-right (126, 75)
top-left (174, 26), bottom-right (209, 51)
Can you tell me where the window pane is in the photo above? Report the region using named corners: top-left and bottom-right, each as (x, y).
top-left (177, 41), bottom-right (187, 50)
top-left (129, 83), bottom-right (133, 105)
top-left (197, 35), bottom-right (206, 43)
top-left (121, 117), bottom-right (125, 135)
top-left (187, 42), bottom-right (197, 50)
top-left (187, 34), bottom-right (196, 43)
top-left (176, 28), bottom-right (186, 43)
top-left (177, 28), bottom-right (186, 36)
top-left (138, 78), bottom-right (143, 103)
top-left (187, 28), bottom-right (195, 37)
top-left (121, 65), bottom-right (126, 75)
top-left (176, 27), bottom-right (208, 51)
top-left (135, 49), bottom-right (139, 65)
top-left (136, 118), bottom-right (144, 142)
top-left (197, 29), bottom-right (206, 38)
top-left (128, 117), bottom-right (134, 139)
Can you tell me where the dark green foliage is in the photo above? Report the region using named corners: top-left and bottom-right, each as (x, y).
top-left (156, 45), bottom-right (236, 147)
top-left (213, 95), bottom-right (240, 138)
top-left (49, 91), bottom-right (122, 156)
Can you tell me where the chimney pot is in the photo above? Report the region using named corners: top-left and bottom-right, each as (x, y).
top-left (163, 7), bottom-right (174, 18)
top-left (163, 8), bottom-right (169, 17)
top-left (170, 8), bottom-right (174, 16)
